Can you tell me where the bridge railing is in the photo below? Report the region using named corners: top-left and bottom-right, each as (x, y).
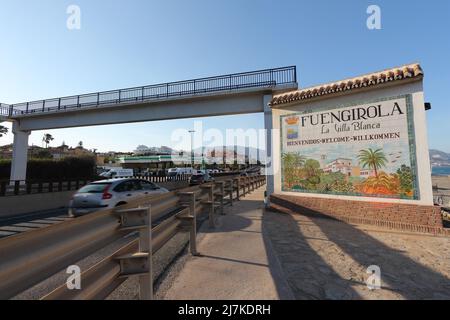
top-left (9, 66), bottom-right (297, 115)
top-left (0, 175), bottom-right (266, 300)
top-left (0, 104), bottom-right (9, 116)
top-left (0, 103), bottom-right (21, 117)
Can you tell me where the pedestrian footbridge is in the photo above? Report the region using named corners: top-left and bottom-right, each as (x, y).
top-left (1, 66), bottom-right (297, 131)
top-left (1, 66), bottom-right (297, 186)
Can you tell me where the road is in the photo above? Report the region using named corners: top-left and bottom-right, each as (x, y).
top-left (0, 180), bottom-right (188, 239)
top-left (0, 208), bottom-right (72, 239)
top-left (0, 174), bottom-right (241, 239)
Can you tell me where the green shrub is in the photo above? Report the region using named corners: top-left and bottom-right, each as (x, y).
top-left (0, 159), bottom-right (10, 179)
top-left (0, 156), bottom-right (96, 181)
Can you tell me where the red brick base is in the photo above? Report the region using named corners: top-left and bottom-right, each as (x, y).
top-left (270, 194), bottom-right (448, 236)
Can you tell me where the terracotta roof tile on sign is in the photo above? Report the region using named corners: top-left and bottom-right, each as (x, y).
top-left (270, 63), bottom-right (423, 107)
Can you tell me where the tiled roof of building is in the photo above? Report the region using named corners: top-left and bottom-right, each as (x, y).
top-left (270, 63), bottom-right (423, 107)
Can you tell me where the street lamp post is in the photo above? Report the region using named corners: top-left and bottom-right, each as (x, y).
top-left (189, 130), bottom-right (195, 168)
top-left (201, 145), bottom-right (205, 171)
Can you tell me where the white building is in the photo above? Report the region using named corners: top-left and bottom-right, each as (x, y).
top-left (323, 158), bottom-right (353, 176)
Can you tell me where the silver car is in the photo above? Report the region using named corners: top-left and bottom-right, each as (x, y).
top-left (68, 178), bottom-right (168, 217)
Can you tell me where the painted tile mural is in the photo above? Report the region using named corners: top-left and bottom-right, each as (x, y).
top-left (280, 96), bottom-right (419, 200)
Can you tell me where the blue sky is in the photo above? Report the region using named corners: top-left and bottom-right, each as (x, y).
top-left (0, 0), bottom-right (449, 152)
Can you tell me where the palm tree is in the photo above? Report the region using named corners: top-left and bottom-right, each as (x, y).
top-left (358, 148), bottom-right (387, 178)
top-left (42, 133), bottom-right (54, 148)
top-left (282, 153), bottom-right (306, 188)
top-left (282, 153), bottom-right (306, 169)
top-left (0, 124), bottom-right (8, 138)
top-left (303, 159), bottom-right (322, 184)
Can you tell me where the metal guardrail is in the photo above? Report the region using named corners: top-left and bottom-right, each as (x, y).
top-left (0, 175), bottom-right (266, 300)
top-left (0, 178), bottom-right (93, 197)
top-left (0, 172), bottom-right (239, 197)
top-left (4, 66), bottom-right (296, 116)
top-left (0, 174), bottom-right (191, 197)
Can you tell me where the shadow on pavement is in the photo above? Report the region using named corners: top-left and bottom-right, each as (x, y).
top-left (310, 212), bottom-right (450, 299)
top-left (192, 198), bottom-right (295, 299)
top-left (262, 209), bottom-right (363, 300)
top-left (265, 203), bottom-right (450, 299)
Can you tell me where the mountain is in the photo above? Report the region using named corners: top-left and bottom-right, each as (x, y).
top-left (430, 149), bottom-right (450, 167)
top-left (133, 145), bottom-right (450, 167)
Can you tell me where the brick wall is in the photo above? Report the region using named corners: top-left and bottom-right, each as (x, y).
top-left (270, 194), bottom-right (446, 234)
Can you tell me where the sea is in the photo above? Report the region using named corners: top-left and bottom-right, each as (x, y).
top-left (432, 166), bottom-right (450, 176)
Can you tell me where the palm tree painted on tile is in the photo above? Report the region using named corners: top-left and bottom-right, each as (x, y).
top-left (357, 148), bottom-right (387, 178)
top-left (282, 152), bottom-right (306, 188)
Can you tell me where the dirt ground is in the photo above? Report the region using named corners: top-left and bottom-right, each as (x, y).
top-left (263, 208), bottom-right (450, 300)
top-left (432, 176), bottom-right (450, 190)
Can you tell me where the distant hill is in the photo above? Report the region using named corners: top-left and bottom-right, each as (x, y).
top-left (430, 149), bottom-right (450, 167)
top-left (192, 147), bottom-right (450, 167)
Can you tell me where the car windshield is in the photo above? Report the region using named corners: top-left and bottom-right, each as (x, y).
top-left (78, 183), bottom-right (111, 193)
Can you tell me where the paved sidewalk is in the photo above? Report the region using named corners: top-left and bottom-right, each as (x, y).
top-left (162, 187), bottom-right (294, 300)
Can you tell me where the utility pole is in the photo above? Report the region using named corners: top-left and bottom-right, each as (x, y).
top-left (222, 145), bottom-right (226, 170)
top-left (201, 145), bottom-right (205, 171)
top-left (189, 130), bottom-right (195, 168)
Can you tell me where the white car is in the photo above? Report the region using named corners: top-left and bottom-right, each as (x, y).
top-left (99, 168), bottom-right (134, 179)
top-left (68, 178), bottom-right (168, 217)
top-left (167, 167), bottom-right (194, 177)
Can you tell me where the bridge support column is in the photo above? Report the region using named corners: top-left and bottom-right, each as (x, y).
top-left (263, 94), bottom-right (274, 203)
top-left (10, 122), bottom-right (30, 182)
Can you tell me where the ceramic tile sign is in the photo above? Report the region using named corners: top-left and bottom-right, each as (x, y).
top-left (280, 96), bottom-right (418, 200)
